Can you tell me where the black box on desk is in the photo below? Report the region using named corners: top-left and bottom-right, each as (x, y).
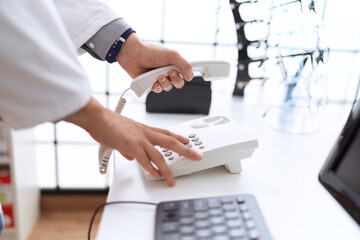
top-left (146, 76), bottom-right (211, 115)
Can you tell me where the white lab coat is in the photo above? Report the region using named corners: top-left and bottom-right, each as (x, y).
top-left (0, 0), bottom-right (118, 129)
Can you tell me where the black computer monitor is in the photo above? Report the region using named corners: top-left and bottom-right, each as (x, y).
top-left (319, 101), bottom-right (360, 225)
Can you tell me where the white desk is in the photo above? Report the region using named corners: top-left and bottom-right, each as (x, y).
top-left (96, 85), bottom-right (360, 240)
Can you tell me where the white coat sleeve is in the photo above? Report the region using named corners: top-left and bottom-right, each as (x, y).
top-left (0, 1), bottom-right (92, 130)
top-left (53, 0), bottom-right (120, 54)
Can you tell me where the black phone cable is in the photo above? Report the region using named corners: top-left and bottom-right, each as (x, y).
top-left (88, 200), bottom-right (157, 240)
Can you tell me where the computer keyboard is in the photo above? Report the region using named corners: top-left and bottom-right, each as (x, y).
top-left (155, 194), bottom-right (272, 240)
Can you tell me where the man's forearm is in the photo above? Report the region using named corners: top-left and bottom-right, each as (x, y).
top-left (64, 97), bottom-right (106, 134)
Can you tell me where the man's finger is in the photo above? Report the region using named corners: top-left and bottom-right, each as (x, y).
top-left (136, 150), bottom-right (162, 179)
top-left (148, 126), bottom-right (189, 144)
top-left (167, 51), bottom-right (193, 81)
top-left (145, 143), bottom-right (175, 187)
top-left (150, 132), bottom-right (203, 161)
top-left (151, 82), bottom-right (163, 93)
top-left (157, 75), bottom-right (173, 92)
top-left (168, 70), bottom-right (185, 89)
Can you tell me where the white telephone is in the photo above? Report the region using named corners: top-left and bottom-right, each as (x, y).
top-left (141, 115), bottom-right (259, 181)
top-left (130, 60), bottom-right (231, 97)
top-left (98, 60), bottom-right (233, 174)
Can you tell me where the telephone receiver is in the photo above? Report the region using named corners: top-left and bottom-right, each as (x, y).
top-left (130, 60), bottom-right (231, 97)
top-left (98, 60), bottom-right (231, 174)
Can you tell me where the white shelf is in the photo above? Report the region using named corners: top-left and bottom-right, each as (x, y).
top-left (0, 125), bottom-right (39, 240)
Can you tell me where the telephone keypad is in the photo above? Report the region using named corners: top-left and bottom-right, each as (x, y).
top-left (161, 133), bottom-right (205, 162)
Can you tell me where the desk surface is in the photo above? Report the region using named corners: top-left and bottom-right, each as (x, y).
top-left (96, 85), bottom-right (360, 240)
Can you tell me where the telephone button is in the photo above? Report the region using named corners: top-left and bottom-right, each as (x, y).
top-left (185, 143), bottom-right (193, 148)
top-left (165, 152), bottom-right (173, 157)
top-left (199, 146), bottom-right (205, 149)
top-left (168, 156), bottom-right (174, 161)
top-left (195, 141), bottom-right (202, 146)
top-left (162, 148), bottom-right (169, 152)
top-left (188, 133), bottom-right (196, 138)
top-left (191, 137), bottom-right (199, 142)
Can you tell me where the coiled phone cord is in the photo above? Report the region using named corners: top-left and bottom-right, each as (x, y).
top-left (98, 87), bottom-right (131, 174)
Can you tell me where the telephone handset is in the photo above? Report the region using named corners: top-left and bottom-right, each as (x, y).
top-left (98, 60), bottom-right (231, 174)
top-left (140, 115), bottom-right (259, 181)
top-left (130, 60), bottom-right (231, 97)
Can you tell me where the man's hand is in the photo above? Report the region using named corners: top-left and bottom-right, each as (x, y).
top-left (65, 97), bottom-right (203, 186)
top-left (115, 33), bottom-right (194, 93)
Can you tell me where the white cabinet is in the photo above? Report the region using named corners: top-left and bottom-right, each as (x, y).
top-left (0, 121), bottom-right (39, 240)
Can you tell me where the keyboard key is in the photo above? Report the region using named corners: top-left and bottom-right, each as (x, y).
top-left (210, 216), bottom-right (225, 225)
top-left (225, 211), bottom-right (239, 219)
top-left (221, 197), bottom-right (234, 204)
top-left (227, 219), bottom-right (242, 228)
top-left (212, 225), bottom-right (227, 234)
top-left (163, 212), bottom-right (178, 222)
top-left (162, 222), bottom-right (178, 233)
top-left (249, 229), bottom-right (260, 240)
top-left (196, 229), bottom-right (212, 238)
top-left (229, 228), bottom-right (246, 238)
top-left (208, 198), bottom-right (221, 208)
top-left (242, 212), bottom-right (252, 220)
top-left (209, 208), bottom-right (223, 216)
top-left (180, 225), bottom-right (195, 235)
top-left (194, 200), bottom-right (207, 211)
top-left (180, 202), bottom-right (193, 216)
top-left (180, 236), bottom-right (196, 240)
top-left (239, 204), bottom-right (249, 212)
top-left (194, 212), bottom-right (208, 219)
top-left (195, 220), bottom-right (210, 228)
top-left (163, 202), bottom-right (179, 211)
top-left (179, 217), bottom-right (194, 225)
top-left (223, 203), bottom-right (237, 212)
top-left (214, 236), bottom-right (230, 240)
top-left (245, 220), bottom-right (255, 229)
top-left (236, 196), bottom-right (245, 204)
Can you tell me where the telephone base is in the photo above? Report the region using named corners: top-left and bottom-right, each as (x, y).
top-left (138, 115), bottom-right (259, 182)
top-left (141, 149), bottom-right (255, 181)
top-left (225, 161), bottom-right (242, 173)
